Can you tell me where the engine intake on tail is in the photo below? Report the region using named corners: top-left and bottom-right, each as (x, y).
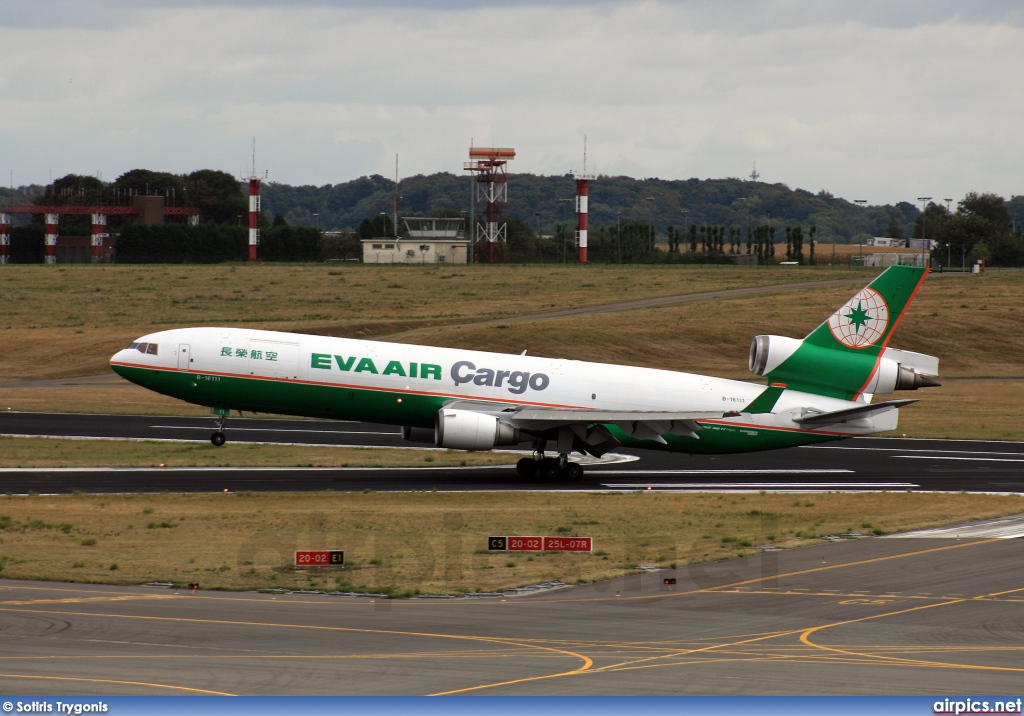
top-left (434, 409), bottom-right (521, 451)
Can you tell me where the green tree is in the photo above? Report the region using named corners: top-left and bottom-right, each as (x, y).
top-left (689, 224), bottom-right (698, 253)
top-left (884, 213), bottom-right (903, 239)
top-left (184, 169), bottom-right (248, 224)
top-left (113, 169), bottom-right (185, 199)
top-left (959, 192), bottom-right (1012, 233)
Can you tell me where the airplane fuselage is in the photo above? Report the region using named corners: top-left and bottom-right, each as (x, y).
top-left (110, 326), bottom-right (892, 455)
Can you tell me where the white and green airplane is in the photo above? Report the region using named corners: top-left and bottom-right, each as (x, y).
top-left (111, 264), bottom-right (939, 481)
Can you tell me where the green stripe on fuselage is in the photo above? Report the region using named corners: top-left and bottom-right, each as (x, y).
top-left (111, 366), bottom-right (850, 455)
top-left (111, 365), bottom-right (448, 427)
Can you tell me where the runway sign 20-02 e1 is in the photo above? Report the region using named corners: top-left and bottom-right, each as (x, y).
top-left (488, 536), bottom-right (593, 552)
top-left (294, 550), bottom-right (345, 567)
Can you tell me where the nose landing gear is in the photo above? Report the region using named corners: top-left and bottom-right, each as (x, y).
top-left (210, 412), bottom-right (228, 446)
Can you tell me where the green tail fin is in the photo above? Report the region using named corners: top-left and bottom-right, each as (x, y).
top-left (803, 264), bottom-right (928, 355)
top-left (764, 265), bottom-right (929, 400)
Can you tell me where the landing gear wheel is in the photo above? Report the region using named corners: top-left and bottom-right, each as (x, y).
top-left (211, 431), bottom-right (226, 447)
top-left (539, 457), bottom-right (562, 481)
top-left (564, 462), bottom-right (584, 482)
top-left (516, 457), bottom-right (539, 478)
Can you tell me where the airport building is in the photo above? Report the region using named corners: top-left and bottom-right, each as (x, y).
top-left (361, 217), bottom-right (469, 264)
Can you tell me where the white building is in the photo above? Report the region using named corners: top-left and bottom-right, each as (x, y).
top-left (867, 237), bottom-right (906, 248)
top-left (361, 217), bottom-right (469, 264)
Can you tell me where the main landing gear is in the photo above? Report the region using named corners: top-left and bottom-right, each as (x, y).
top-left (516, 453), bottom-right (584, 482)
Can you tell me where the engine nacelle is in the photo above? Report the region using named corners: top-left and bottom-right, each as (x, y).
top-left (434, 409), bottom-right (521, 451)
top-left (861, 359), bottom-right (941, 394)
top-left (749, 335), bottom-right (803, 376)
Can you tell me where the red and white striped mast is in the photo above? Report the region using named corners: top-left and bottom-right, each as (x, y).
top-left (44, 212), bottom-right (59, 264)
top-left (244, 138), bottom-right (267, 262)
top-left (0, 212), bottom-right (9, 264)
top-left (574, 136), bottom-right (595, 264)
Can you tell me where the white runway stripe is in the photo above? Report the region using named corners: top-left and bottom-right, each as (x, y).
top-left (150, 425), bottom-right (397, 435)
top-left (601, 482), bottom-right (917, 489)
top-left (895, 455), bottom-right (1024, 462)
top-left (592, 469), bottom-right (854, 475)
top-left (883, 514), bottom-right (1024, 539)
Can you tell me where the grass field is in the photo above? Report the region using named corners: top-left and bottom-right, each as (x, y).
top-left (2, 264), bottom-right (1022, 439)
top-left (0, 491), bottom-right (1020, 594)
top-left (0, 263), bottom-right (869, 381)
top-left (0, 436), bottom-right (516, 468)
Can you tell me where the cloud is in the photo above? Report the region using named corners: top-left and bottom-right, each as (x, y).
top-left (0, 1), bottom-right (1021, 204)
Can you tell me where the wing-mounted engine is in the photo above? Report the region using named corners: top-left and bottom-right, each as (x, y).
top-left (749, 334), bottom-right (940, 397)
top-left (434, 408), bottom-right (521, 450)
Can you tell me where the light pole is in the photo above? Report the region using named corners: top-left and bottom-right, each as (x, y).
top-left (851, 200), bottom-right (868, 268)
top-left (645, 197), bottom-right (655, 256)
top-left (535, 212), bottom-right (541, 264)
top-left (616, 210), bottom-right (622, 264)
top-left (558, 198), bottom-right (572, 264)
top-left (313, 213), bottom-right (319, 232)
top-left (945, 199), bottom-right (953, 269)
top-left (917, 197), bottom-right (932, 267)
top-left (736, 198), bottom-right (748, 257)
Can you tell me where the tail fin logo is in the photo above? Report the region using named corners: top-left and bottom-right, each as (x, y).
top-left (827, 288), bottom-right (889, 348)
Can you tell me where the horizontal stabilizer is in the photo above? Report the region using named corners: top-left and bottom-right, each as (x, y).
top-left (793, 399), bottom-right (918, 426)
top-left (744, 384), bottom-right (786, 414)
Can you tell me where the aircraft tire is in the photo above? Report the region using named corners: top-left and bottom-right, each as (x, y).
top-left (211, 432), bottom-right (226, 447)
top-left (564, 462), bottom-right (584, 482)
top-left (539, 458), bottom-right (562, 481)
top-left (516, 457), bottom-right (539, 478)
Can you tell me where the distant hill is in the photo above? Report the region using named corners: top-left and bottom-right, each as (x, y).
top-left (261, 172), bottom-right (932, 244)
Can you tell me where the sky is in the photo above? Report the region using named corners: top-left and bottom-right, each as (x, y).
top-left (2, 1), bottom-right (1022, 205)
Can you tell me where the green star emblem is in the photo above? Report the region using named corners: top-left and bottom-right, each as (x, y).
top-left (844, 301), bottom-right (872, 334)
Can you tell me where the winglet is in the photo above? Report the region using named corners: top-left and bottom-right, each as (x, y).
top-left (744, 383), bottom-right (786, 414)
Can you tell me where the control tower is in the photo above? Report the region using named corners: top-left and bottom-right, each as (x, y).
top-left (464, 147), bottom-right (515, 263)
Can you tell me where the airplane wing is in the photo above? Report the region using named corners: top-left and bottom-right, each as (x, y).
top-left (504, 407), bottom-right (728, 454)
top-left (793, 398), bottom-right (918, 426)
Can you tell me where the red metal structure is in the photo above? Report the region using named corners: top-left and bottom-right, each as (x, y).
top-left (464, 147), bottom-right (515, 263)
top-left (574, 138), bottom-right (595, 264)
top-left (247, 177), bottom-right (261, 262)
top-left (574, 173), bottom-right (594, 264)
top-left (1, 202), bottom-right (200, 263)
top-left (0, 213), bottom-right (9, 264)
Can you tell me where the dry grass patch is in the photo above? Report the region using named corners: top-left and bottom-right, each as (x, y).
top-left (0, 491), bottom-right (1020, 595)
top-left (389, 271), bottom-right (1024, 380)
top-left (0, 263), bottom-right (868, 381)
top-left (0, 436), bottom-right (516, 468)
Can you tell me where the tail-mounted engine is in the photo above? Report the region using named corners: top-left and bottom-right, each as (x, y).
top-left (750, 335), bottom-right (940, 395)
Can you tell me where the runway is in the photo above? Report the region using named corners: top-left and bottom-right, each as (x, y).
top-left (2, 411), bottom-right (1024, 493)
top-left (2, 527), bottom-right (1023, 695)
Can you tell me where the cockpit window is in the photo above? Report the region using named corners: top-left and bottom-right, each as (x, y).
top-left (134, 342), bottom-right (157, 355)
top-left (126, 342), bottom-right (139, 350)
top-left (135, 343), bottom-right (148, 353)
top-left (146, 343), bottom-right (158, 355)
